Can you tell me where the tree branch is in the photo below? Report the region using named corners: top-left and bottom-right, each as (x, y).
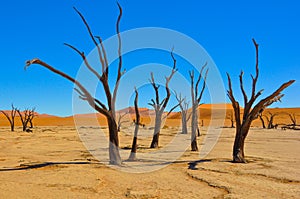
top-left (134, 88), bottom-right (140, 125)
top-left (197, 67), bottom-right (209, 103)
top-left (73, 7), bottom-right (105, 73)
top-left (250, 80), bottom-right (295, 120)
top-left (64, 43), bottom-right (102, 81)
top-left (112, 3), bottom-right (124, 118)
top-left (227, 73), bottom-right (241, 128)
top-left (25, 59), bottom-right (109, 117)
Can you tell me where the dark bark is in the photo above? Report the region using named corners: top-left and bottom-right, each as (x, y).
top-left (197, 127), bottom-right (200, 137)
top-left (189, 65), bottom-right (208, 151)
top-left (150, 132), bottom-right (160, 148)
top-left (107, 116), bottom-right (122, 165)
top-left (128, 89), bottom-right (140, 161)
top-left (191, 128), bottom-right (198, 151)
top-left (227, 39), bottom-right (295, 163)
top-left (232, 122), bottom-right (250, 163)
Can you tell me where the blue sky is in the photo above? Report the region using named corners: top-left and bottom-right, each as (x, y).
top-left (0, 0), bottom-right (299, 116)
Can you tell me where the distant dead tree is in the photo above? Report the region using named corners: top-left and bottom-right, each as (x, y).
top-left (189, 64), bottom-right (208, 151)
top-left (175, 93), bottom-right (191, 134)
top-left (281, 113), bottom-right (300, 130)
top-left (226, 111), bottom-right (235, 128)
top-left (26, 4), bottom-right (124, 165)
top-left (288, 113), bottom-right (297, 126)
top-left (258, 111), bottom-right (278, 129)
top-left (1, 104), bottom-right (17, 132)
top-left (128, 88), bottom-right (140, 161)
top-left (17, 108), bottom-right (35, 132)
top-left (265, 112), bottom-right (278, 129)
top-left (117, 111), bottom-right (128, 132)
top-left (148, 51), bottom-right (177, 148)
top-left (227, 39), bottom-right (295, 163)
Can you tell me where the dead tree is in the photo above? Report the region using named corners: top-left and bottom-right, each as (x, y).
top-left (1, 104), bottom-right (17, 132)
top-left (128, 88), bottom-right (140, 161)
top-left (148, 51), bottom-right (177, 148)
top-left (227, 39), bottom-right (295, 163)
top-left (26, 4), bottom-right (124, 165)
top-left (117, 112), bottom-right (128, 132)
top-left (288, 113), bottom-right (297, 126)
top-left (17, 108), bottom-right (35, 132)
top-left (189, 64), bottom-right (208, 151)
top-left (28, 109), bottom-right (36, 128)
top-left (265, 112), bottom-right (278, 129)
top-left (227, 111), bottom-right (235, 128)
top-left (175, 93), bottom-right (191, 134)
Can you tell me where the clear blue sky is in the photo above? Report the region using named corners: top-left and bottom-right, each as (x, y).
top-left (0, 0), bottom-right (299, 116)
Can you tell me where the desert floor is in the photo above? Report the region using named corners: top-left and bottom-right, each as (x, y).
top-left (0, 125), bottom-right (299, 199)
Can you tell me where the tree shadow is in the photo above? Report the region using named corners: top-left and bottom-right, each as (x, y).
top-left (188, 159), bottom-right (212, 170)
top-left (0, 161), bottom-right (101, 172)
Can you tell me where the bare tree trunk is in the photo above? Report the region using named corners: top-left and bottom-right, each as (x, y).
top-left (181, 113), bottom-right (188, 134)
top-left (129, 89), bottom-right (140, 161)
top-left (150, 111), bottom-right (163, 148)
top-left (232, 123), bottom-right (250, 163)
top-left (128, 125), bottom-right (139, 160)
top-left (191, 104), bottom-right (198, 151)
top-left (107, 116), bottom-right (122, 165)
top-left (189, 65), bottom-right (208, 151)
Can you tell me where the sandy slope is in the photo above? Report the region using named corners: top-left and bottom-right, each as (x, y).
top-left (0, 124), bottom-right (299, 198)
top-left (1, 106), bottom-right (299, 128)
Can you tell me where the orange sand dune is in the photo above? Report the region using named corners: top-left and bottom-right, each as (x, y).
top-left (1, 105), bottom-right (299, 128)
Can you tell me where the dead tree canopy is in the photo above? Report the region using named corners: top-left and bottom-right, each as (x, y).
top-left (17, 108), bottom-right (35, 132)
top-left (189, 64), bottom-right (208, 151)
top-left (227, 39), bottom-right (295, 163)
top-left (26, 4), bottom-right (124, 165)
top-left (148, 50), bottom-right (177, 148)
top-left (265, 112), bottom-right (278, 129)
top-left (1, 104), bottom-right (17, 132)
